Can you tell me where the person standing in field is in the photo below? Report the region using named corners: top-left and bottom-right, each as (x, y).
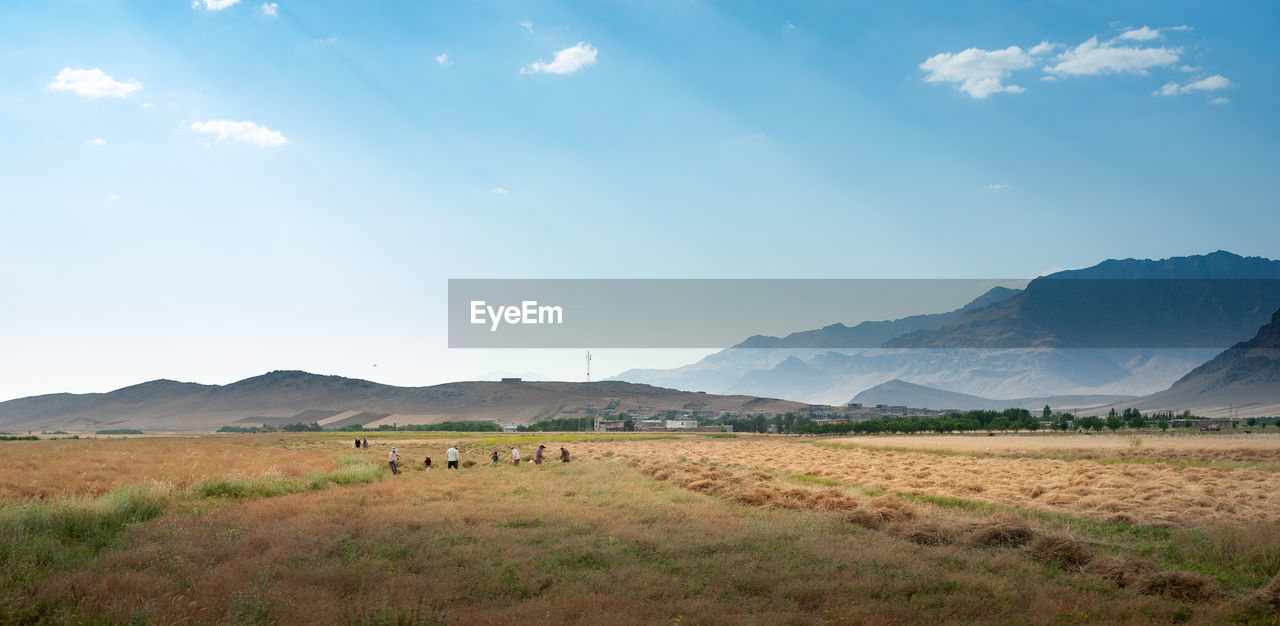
top-left (362, 437), bottom-right (369, 449)
top-left (424, 456), bottom-right (433, 470)
top-left (354, 437), bottom-right (361, 449)
top-left (560, 447), bottom-right (570, 463)
top-left (534, 444), bottom-right (545, 466)
top-left (446, 445), bottom-right (460, 469)
top-left (511, 447), bottom-right (521, 466)
top-left (388, 447), bottom-right (401, 475)
top-left (490, 450), bottom-right (499, 464)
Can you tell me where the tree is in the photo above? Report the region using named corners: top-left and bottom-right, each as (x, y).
top-left (623, 417), bottom-right (635, 431)
top-left (1025, 417), bottom-right (1041, 432)
top-left (1247, 417), bottom-right (1257, 427)
top-left (1043, 405), bottom-right (1052, 420)
top-left (991, 416), bottom-right (1012, 432)
top-left (1078, 415), bottom-right (1104, 432)
top-left (1105, 415), bottom-right (1123, 432)
top-left (1157, 419), bottom-right (1169, 432)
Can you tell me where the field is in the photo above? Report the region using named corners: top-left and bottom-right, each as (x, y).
top-left (2, 433), bottom-right (1279, 624)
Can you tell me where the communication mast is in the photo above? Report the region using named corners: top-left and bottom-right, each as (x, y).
top-left (584, 351), bottom-right (592, 432)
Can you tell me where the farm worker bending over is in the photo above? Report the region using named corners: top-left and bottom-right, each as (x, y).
top-left (560, 447), bottom-right (570, 463)
top-left (388, 447), bottom-right (401, 475)
top-left (446, 445), bottom-right (460, 469)
top-left (511, 447), bottom-right (521, 467)
top-left (534, 444), bottom-right (545, 465)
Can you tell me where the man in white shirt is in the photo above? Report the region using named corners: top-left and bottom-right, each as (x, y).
top-left (446, 445), bottom-right (460, 469)
top-left (511, 447), bottom-right (521, 467)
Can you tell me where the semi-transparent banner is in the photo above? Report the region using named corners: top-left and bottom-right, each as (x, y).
top-left (447, 278), bottom-right (1280, 349)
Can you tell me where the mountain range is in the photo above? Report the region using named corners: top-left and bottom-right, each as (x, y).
top-left (0, 371), bottom-right (807, 433)
top-left (615, 251), bottom-right (1280, 406)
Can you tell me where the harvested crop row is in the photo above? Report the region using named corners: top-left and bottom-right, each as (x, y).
top-left (629, 453), bottom-right (1228, 604)
top-left (625, 456), bottom-right (1226, 604)
top-left (590, 439), bottom-right (1280, 527)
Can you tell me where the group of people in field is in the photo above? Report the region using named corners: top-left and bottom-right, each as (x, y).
top-left (382, 442), bottom-right (569, 475)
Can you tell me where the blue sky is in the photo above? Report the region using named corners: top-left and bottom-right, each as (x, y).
top-left (1, 0), bottom-right (1278, 399)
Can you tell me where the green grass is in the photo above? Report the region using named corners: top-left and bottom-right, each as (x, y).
top-left (0, 457), bottom-right (387, 608)
top-left (0, 484), bottom-right (171, 593)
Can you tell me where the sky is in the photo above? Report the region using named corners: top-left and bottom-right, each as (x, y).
top-left (2, 0), bottom-right (1278, 400)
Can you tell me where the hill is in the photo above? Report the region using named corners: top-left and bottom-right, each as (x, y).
top-left (1107, 307), bottom-right (1280, 417)
top-left (850, 379), bottom-right (1134, 412)
top-left (0, 371), bottom-right (808, 433)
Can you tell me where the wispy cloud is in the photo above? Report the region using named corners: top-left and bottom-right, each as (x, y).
top-left (785, 20), bottom-right (796, 30)
top-left (87, 138), bottom-right (106, 146)
top-left (489, 187), bottom-right (510, 195)
top-left (192, 0), bottom-right (240, 11)
top-left (518, 21), bottom-right (533, 33)
top-left (436, 52), bottom-right (451, 66)
top-left (259, 2), bottom-right (278, 17)
top-left (189, 120), bottom-right (288, 147)
top-left (1154, 74), bottom-right (1231, 96)
top-left (1210, 97), bottom-right (1230, 105)
top-left (521, 42), bottom-right (598, 75)
top-left (987, 183), bottom-right (1012, 190)
top-left (1117, 26), bottom-right (1162, 41)
top-left (48, 68), bottom-right (141, 98)
top-left (919, 46), bottom-right (1039, 98)
top-left (1044, 36), bottom-right (1179, 76)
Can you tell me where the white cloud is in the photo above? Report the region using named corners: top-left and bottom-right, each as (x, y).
top-left (1210, 97), bottom-right (1230, 104)
top-left (987, 183), bottom-right (1012, 190)
top-left (259, 2), bottom-right (277, 16)
top-left (518, 21), bottom-right (533, 33)
top-left (1028, 41), bottom-right (1056, 55)
top-left (1040, 75), bottom-right (1058, 82)
top-left (919, 46), bottom-right (1038, 98)
top-left (1169, 25), bottom-right (1193, 32)
top-left (193, 0), bottom-right (240, 10)
top-left (521, 42), bottom-right (598, 75)
top-left (48, 68), bottom-right (141, 98)
top-left (436, 52), bottom-right (451, 66)
top-left (1044, 36), bottom-right (1179, 76)
top-left (189, 120), bottom-right (288, 147)
top-left (87, 138), bottom-right (106, 146)
top-left (1154, 74), bottom-right (1231, 96)
top-left (1117, 26), bottom-right (1162, 41)
top-left (785, 20), bottom-right (796, 30)
top-left (490, 187), bottom-right (510, 195)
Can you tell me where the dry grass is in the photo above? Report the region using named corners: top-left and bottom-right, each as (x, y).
top-left (0, 437), bottom-right (342, 498)
top-left (824, 433), bottom-right (1280, 468)
top-left (583, 437), bottom-right (1280, 527)
top-left (2, 454), bottom-right (1225, 624)
top-left (3, 434), bottom-right (1279, 623)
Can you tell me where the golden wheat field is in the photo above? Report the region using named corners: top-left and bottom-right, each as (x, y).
top-left (2, 432), bottom-right (1279, 624)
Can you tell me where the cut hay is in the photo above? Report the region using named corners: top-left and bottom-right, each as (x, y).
top-left (1084, 555), bottom-right (1153, 588)
top-left (867, 494), bottom-right (917, 523)
top-left (1028, 535), bottom-right (1093, 569)
top-left (842, 508), bottom-right (884, 530)
top-left (894, 520), bottom-right (958, 546)
top-left (1135, 570), bottom-right (1221, 602)
top-left (1254, 570), bottom-right (1280, 611)
top-left (968, 513), bottom-right (1034, 548)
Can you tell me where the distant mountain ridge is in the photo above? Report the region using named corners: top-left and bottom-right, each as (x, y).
top-left (616, 251), bottom-right (1280, 405)
top-left (1109, 306), bottom-right (1280, 417)
top-left (0, 371), bottom-right (808, 433)
top-left (735, 286), bottom-right (1020, 349)
top-left (886, 252), bottom-right (1280, 349)
top-left (851, 379), bottom-right (1134, 412)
